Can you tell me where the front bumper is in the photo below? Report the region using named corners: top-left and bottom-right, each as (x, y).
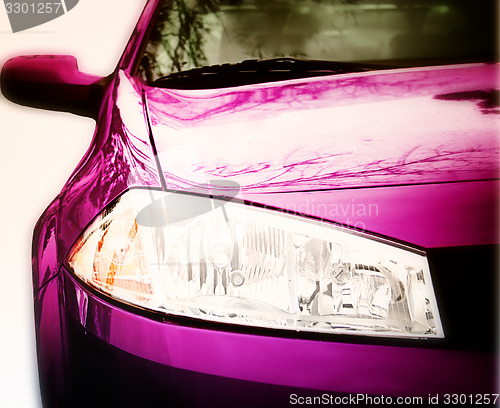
top-left (35, 265), bottom-right (498, 407)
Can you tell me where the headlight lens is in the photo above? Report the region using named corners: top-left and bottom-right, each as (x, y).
top-left (67, 189), bottom-right (443, 339)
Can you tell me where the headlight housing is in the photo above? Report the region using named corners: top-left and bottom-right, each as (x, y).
top-left (67, 189), bottom-right (444, 339)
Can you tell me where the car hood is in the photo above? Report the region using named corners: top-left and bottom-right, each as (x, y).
top-left (144, 63), bottom-right (498, 193)
top-left (141, 64), bottom-right (498, 248)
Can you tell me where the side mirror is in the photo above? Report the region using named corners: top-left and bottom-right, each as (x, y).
top-left (1, 55), bottom-right (109, 119)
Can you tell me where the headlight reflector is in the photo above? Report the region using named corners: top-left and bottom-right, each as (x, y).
top-left (67, 189), bottom-right (443, 339)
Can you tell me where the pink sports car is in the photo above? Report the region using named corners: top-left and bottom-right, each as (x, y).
top-left (1, 0), bottom-right (498, 406)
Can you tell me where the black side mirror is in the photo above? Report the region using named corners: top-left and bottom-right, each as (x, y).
top-left (1, 55), bottom-right (109, 118)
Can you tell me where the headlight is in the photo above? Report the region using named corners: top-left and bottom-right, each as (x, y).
top-left (67, 189), bottom-right (443, 339)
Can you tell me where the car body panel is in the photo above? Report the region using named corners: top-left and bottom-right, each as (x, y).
top-left (57, 269), bottom-right (497, 398)
top-left (11, 0), bottom-right (497, 405)
top-left (34, 278), bottom-right (66, 407)
top-left (146, 63), bottom-right (499, 194)
top-left (28, 63), bottom-right (499, 407)
top-left (245, 179), bottom-right (499, 248)
top-left (42, 64), bottom-right (499, 271)
top-left (54, 72), bottom-right (162, 270)
top-left (32, 197), bottom-right (60, 294)
top-left (118, 0), bottom-right (161, 73)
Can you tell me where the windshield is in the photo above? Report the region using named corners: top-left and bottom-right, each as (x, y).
top-left (139, 0), bottom-right (496, 83)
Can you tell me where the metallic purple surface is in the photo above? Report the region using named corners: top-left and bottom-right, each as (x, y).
top-left (245, 180), bottom-right (499, 248)
top-left (60, 270), bottom-right (497, 397)
top-left (2, 55), bottom-right (101, 85)
top-left (34, 278), bottom-right (66, 406)
top-left (28, 62), bottom-right (498, 405)
top-left (27, 60), bottom-right (499, 405)
top-left (32, 197), bottom-right (60, 295)
top-left (56, 71), bottom-right (161, 268)
top-left (118, 0), bottom-right (160, 72)
top-left (146, 63), bottom-right (499, 194)
top-left (11, 1), bottom-right (496, 404)
top-left (38, 63), bottom-right (499, 268)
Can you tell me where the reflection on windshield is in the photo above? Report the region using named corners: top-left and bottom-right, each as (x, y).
top-left (140, 0), bottom-right (495, 81)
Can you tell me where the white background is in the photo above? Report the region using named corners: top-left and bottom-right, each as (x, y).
top-left (0, 1), bottom-right (147, 406)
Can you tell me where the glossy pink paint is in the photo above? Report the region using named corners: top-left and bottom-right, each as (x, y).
top-left (146, 64), bottom-right (499, 194)
top-left (61, 270), bottom-right (498, 397)
top-left (140, 63), bottom-right (499, 248)
top-left (13, 1), bottom-right (497, 403)
top-left (245, 180), bottom-right (499, 248)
